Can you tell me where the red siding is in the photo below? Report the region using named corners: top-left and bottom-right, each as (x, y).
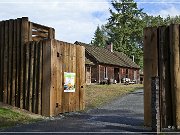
top-left (86, 64), bottom-right (140, 83)
top-left (120, 68), bottom-right (126, 78)
top-left (128, 69), bottom-right (134, 80)
top-left (99, 65), bottom-right (105, 81)
top-left (99, 65), bottom-right (115, 83)
top-left (107, 67), bottom-right (114, 79)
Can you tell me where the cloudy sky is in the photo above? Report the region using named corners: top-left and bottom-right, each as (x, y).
top-left (0, 0), bottom-right (180, 44)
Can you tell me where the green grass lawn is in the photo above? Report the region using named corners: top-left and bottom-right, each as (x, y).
top-left (85, 84), bottom-right (143, 110)
top-left (0, 107), bottom-right (43, 129)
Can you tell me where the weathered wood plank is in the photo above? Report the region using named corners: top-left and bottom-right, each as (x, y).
top-left (28, 42), bottom-right (35, 112)
top-left (32, 42), bottom-right (38, 113)
top-left (42, 40), bottom-right (51, 116)
top-left (8, 19), bottom-right (13, 105)
top-left (68, 44), bottom-right (73, 112)
top-left (19, 18), bottom-right (23, 109)
top-left (56, 41), bottom-right (63, 113)
top-left (50, 39), bottom-right (57, 116)
top-left (64, 43), bottom-right (70, 113)
top-left (22, 18), bottom-right (30, 109)
top-left (32, 31), bottom-right (48, 38)
top-left (27, 23), bottom-right (32, 111)
top-left (0, 21), bottom-right (2, 102)
top-left (11, 20), bottom-right (17, 106)
top-left (37, 41), bottom-right (43, 114)
top-left (25, 43), bottom-right (30, 110)
top-left (29, 22), bottom-right (32, 41)
top-left (0, 21), bottom-right (4, 102)
top-left (79, 46), bottom-right (85, 110)
top-left (3, 21), bottom-right (9, 104)
top-left (143, 27), bottom-right (158, 126)
top-left (48, 28), bottom-right (55, 39)
top-left (75, 45), bottom-right (81, 111)
top-left (32, 22), bottom-right (49, 33)
top-left (0, 21), bottom-right (1, 102)
top-left (20, 17), bottom-right (28, 109)
top-left (32, 36), bottom-right (44, 41)
top-left (61, 42), bottom-right (66, 113)
top-left (170, 24), bottom-right (180, 128)
top-left (158, 26), bottom-right (173, 128)
top-left (71, 44), bottom-right (76, 112)
top-left (16, 18), bottom-right (21, 107)
top-left (69, 44), bottom-right (77, 112)
top-left (34, 41), bottom-right (40, 114)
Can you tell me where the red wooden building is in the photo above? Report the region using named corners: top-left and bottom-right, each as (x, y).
top-left (74, 41), bottom-right (140, 84)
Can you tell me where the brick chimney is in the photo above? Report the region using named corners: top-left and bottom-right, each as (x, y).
top-left (106, 42), bottom-right (113, 52)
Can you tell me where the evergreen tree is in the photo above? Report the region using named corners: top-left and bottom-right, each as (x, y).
top-left (105, 0), bottom-right (145, 67)
top-left (91, 0), bottom-right (180, 68)
top-left (91, 26), bottom-right (106, 48)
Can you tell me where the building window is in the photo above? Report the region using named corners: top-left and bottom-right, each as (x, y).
top-left (126, 69), bottom-right (128, 78)
top-left (104, 67), bottom-right (107, 78)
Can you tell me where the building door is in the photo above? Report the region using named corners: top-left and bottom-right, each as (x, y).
top-left (114, 68), bottom-right (120, 83)
top-left (86, 67), bottom-right (91, 84)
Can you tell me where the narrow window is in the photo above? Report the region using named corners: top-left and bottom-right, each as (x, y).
top-left (104, 67), bottom-right (107, 78)
top-left (126, 69), bottom-right (128, 78)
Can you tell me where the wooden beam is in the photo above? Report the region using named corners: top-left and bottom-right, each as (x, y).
top-left (42, 40), bottom-right (51, 116)
top-left (32, 31), bottom-right (48, 38)
top-left (32, 36), bottom-right (44, 41)
top-left (143, 27), bottom-right (158, 127)
top-left (48, 28), bottom-right (55, 39)
top-left (158, 26), bottom-right (173, 128)
top-left (32, 22), bottom-right (49, 33)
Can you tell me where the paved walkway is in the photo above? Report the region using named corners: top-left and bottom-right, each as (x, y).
top-left (1, 89), bottom-right (152, 134)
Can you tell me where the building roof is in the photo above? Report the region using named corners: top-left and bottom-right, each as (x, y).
top-left (74, 41), bottom-right (140, 69)
top-left (85, 57), bottom-right (95, 65)
top-left (113, 51), bottom-right (140, 69)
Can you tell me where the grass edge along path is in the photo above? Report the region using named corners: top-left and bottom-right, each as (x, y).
top-left (0, 103), bottom-right (43, 130)
top-left (85, 84), bottom-right (143, 111)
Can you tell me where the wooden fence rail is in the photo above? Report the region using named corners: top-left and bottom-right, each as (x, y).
top-left (144, 24), bottom-right (180, 128)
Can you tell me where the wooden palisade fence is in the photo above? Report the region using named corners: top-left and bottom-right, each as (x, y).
top-left (0, 17), bottom-right (85, 116)
top-left (144, 24), bottom-right (180, 128)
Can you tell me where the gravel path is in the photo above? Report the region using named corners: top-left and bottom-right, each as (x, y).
top-left (1, 89), bottom-right (152, 134)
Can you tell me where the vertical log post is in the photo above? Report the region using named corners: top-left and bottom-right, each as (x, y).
top-left (170, 24), bottom-right (180, 128)
top-left (158, 26), bottom-right (173, 128)
top-left (144, 27), bottom-right (158, 126)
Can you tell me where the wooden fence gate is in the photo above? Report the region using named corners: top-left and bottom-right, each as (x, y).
top-left (0, 17), bottom-right (85, 116)
top-left (144, 24), bottom-right (180, 129)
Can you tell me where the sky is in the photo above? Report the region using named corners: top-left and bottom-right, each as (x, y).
top-left (0, 0), bottom-right (180, 44)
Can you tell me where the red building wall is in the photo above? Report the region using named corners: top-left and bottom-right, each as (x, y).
top-left (86, 64), bottom-right (140, 83)
top-left (99, 65), bottom-right (104, 82)
top-left (107, 66), bottom-right (114, 79)
top-left (120, 68), bottom-right (127, 78)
